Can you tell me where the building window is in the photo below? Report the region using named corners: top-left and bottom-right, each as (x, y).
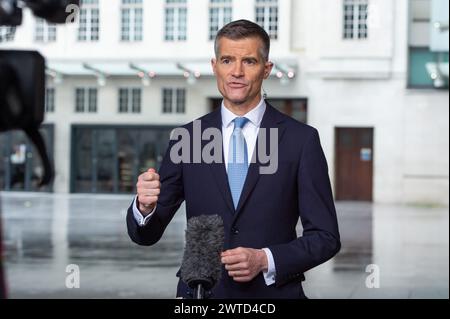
top-left (78, 0), bottom-right (100, 42)
top-left (119, 88), bottom-right (141, 113)
top-left (343, 0), bottom-right (368, 39)
top-left (121, 0), bottom-right (143, 41)
top-left (165, 0), bottom-right (187, 41)
top-left (75, 88), bottom-right (97, 113)
top-left (408, 47), bottom-right (449, 88)
top-left (45, 88), bottom-right (55, 113)
top-left (0, 125), bottom-right (54, 192)
top-left (0, 26), bottom-right (16, 42)
top-left (209, 0), bottom-right (232, 40)
top-left (176, 88), bottom-right (186, 113)
top-left (162, 88), bottom-right (185, 114)
top-left (35, 18), bottom-right (57, 42)
top-left (72, 126), bottom-right (173, 194)
top-left (255, 0), bottom-right (278, 40)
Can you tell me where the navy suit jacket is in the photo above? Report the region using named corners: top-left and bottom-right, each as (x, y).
top-left (127, 103), bottom-right (340, 299)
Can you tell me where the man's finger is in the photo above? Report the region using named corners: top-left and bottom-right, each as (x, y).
top-left (142, 172), bottom-right (160, 182)
top-left (224, 262), bottom-right (249, 271)
top-left (140, 189), bottom-right (160, 197)
top-left (221, 254), bottom-right (245, 265)
top-left (138, 180), bottom-right (161, 190)
top-left (221, 247), bottom-right (241, 256)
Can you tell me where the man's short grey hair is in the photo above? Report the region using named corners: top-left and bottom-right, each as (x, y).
top-left (214, 19), bottom-right (271, 62)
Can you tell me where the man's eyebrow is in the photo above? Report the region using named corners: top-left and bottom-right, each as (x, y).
top-left (219, 55), bottom-right (259, 61)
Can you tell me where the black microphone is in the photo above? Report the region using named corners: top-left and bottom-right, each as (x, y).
top-left (180, 214), bottom-right (224, 299)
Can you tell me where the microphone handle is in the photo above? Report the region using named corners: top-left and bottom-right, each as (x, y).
top-left (194, 283), bottom-right (205, 299)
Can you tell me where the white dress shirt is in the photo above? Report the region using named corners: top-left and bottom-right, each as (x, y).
top-left (133, 98), bottom-right (276, 285)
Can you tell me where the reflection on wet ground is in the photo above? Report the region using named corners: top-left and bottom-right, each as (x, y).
top-left (1, 192), bottom-right (448, 299)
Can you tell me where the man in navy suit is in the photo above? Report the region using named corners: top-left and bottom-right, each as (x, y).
top-left (127, 20), bottom-right (340, 299)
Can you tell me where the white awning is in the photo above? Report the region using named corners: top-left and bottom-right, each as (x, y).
top-left (46, 59), bottom-right (298, 79)
top-left (47, 62), bottom-right (93, 76)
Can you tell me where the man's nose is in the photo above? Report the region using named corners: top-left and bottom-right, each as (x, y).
top-left (231, 62), bottom-right (244, 78)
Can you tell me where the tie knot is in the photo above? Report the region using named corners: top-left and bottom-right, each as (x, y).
top-left (233, 117), bottom-right (249, 130)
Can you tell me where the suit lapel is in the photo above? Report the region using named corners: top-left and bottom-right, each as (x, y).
top-left (203, 108), bottom-right (235, 214)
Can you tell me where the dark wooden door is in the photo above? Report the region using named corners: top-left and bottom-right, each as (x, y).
top-left (335, 128), bottom-right (374, 201)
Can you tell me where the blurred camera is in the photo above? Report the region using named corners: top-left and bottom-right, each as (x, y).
top-left (0, 0), bottom-right (79, 186)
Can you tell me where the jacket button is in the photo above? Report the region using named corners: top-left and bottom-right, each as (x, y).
top-left (231, 228), bottom-right (239, 235)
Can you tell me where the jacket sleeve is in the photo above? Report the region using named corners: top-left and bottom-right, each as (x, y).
top-left (268, 128), bottom-right (341, 287)
top-left (126, 138), bottom-right (185, 246)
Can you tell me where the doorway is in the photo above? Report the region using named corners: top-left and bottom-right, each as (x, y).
top-left (335, 127), bottom-right (374, 201)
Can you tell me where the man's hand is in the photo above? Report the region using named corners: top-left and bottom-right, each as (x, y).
top-left (136, 168), bottom-right (160, 216)
top-left (221, 247), bottom-right (268, 282)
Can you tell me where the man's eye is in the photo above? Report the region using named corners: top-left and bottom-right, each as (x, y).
top-left (222, 59), bottom-right (231, 64)
top-left (244, 60), bottom-right (256, 65)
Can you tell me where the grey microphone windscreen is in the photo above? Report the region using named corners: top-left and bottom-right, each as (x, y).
top-left (180, 214), bottom-right (225, 290)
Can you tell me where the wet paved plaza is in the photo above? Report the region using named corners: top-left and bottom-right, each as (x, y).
top-left (1, 192), bottom-right (448, 299)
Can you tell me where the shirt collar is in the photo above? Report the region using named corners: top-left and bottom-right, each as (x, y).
top-left (221, 98), bottom-right (266, 129)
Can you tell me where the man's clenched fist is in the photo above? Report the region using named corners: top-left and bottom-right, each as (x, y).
top-left (136, 168), bottom-right (160, 216)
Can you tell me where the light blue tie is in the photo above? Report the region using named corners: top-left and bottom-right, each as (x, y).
top-left (228, 117), bottom-right (250, 209)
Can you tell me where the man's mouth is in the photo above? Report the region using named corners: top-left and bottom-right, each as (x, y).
top-left (228, 82), bottom-right (247, 89)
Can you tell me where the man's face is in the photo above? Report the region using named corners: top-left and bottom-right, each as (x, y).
top-left (212, 37), bottom-right (273, 109)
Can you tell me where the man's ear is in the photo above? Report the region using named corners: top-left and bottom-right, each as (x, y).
top-left (264, 61), bottom-right (274, 79)
top-left (211, 58), bottom-right (217, 75)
